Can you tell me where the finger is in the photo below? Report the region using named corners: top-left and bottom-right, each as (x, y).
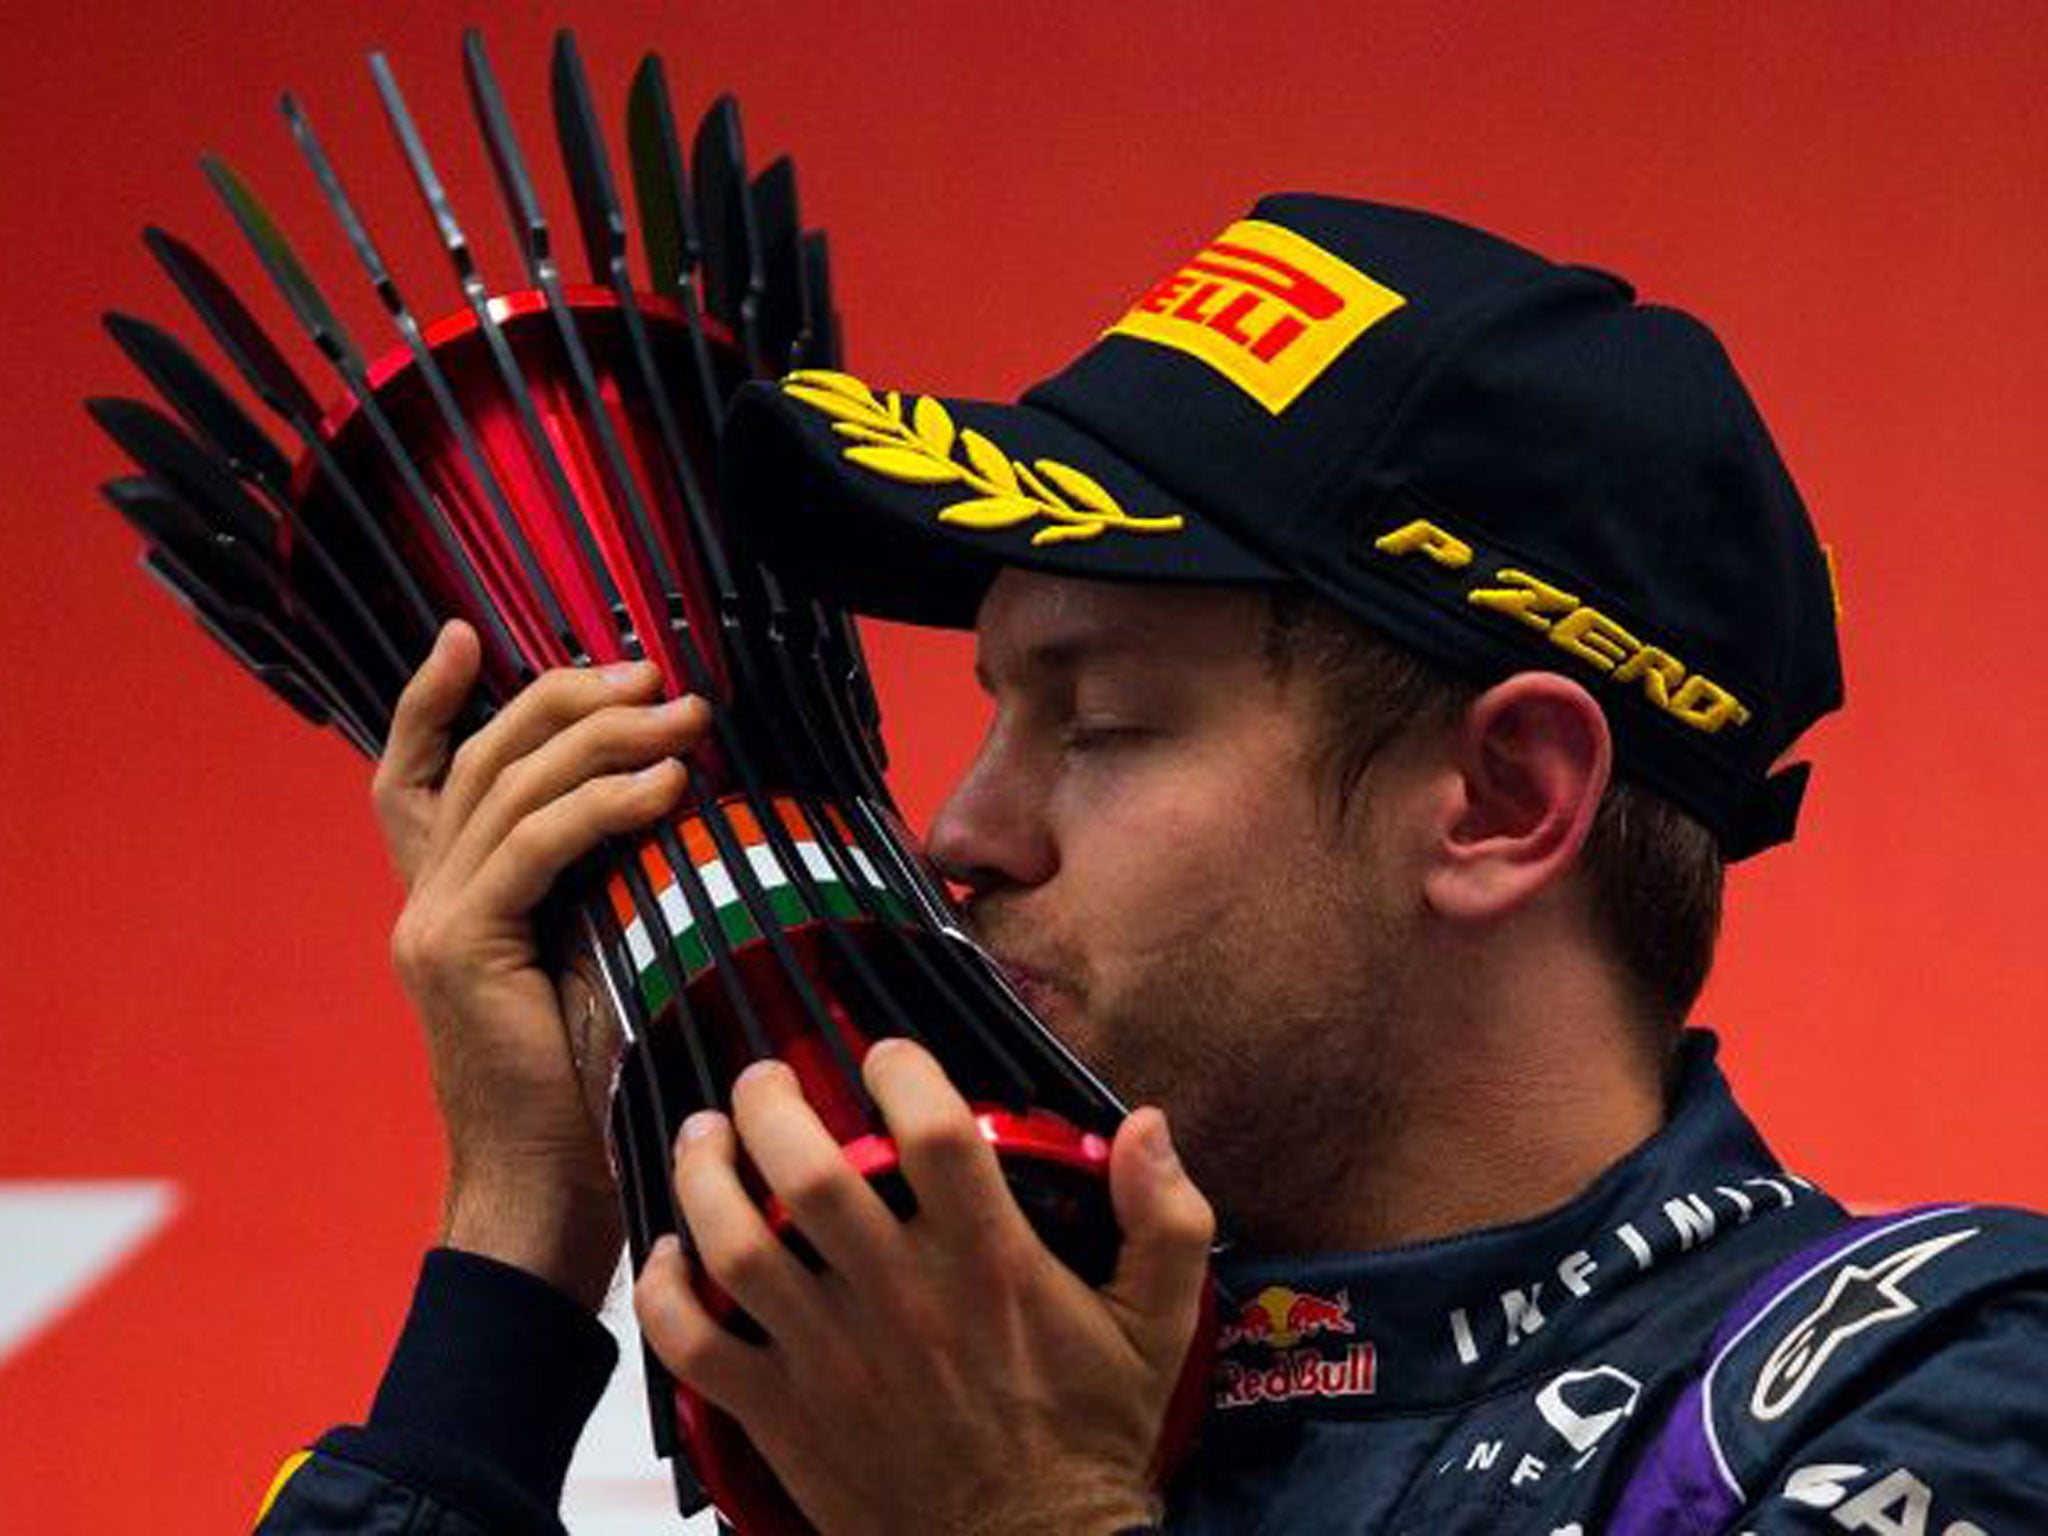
top-left (671, 1110), bottom-right (819, 1346)
top-left (634, 1234), bottom-right (775, 1416)
top-left (431, 658), bottom-right (668, 862)
top-left (371, 621), bottom-right (480, 880)
top-left (1100, 1109), bottom-right (1215, 1358)
top-left (461, 760), bottom-right (692, 918)
top-left (435, 694), bottom-right (711, 889)
top-left (379, 621), bottom-right (480, 789)
top-left (861, 1038), bottom-right (1024, 1244)
top-left (730, 1060), bottom-right (900, 1286)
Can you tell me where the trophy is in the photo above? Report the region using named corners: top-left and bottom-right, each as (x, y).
top-left (89, 31), bottom-right (1213, 1533)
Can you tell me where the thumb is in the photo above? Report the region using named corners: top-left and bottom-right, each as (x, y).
top-left (1101, 1108), bottom-right (1215, 1360)
top-left (373, 619), bottom-right (483, 882)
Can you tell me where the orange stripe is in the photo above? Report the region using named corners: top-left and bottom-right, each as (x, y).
top-left (628, 796), bottom-right (811, 898)
top-left (638, 837), bottom-right (675, 892)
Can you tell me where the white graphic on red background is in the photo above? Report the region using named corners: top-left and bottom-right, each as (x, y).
top-left (0, 1181), bottom-right (178, 1367)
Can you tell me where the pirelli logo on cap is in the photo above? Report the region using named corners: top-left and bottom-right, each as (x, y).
top-left (1105, 219), bottom-right (1406, 414)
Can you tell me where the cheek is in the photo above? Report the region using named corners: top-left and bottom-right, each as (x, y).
top-left (1050, 758), bottom-right (1326, 973)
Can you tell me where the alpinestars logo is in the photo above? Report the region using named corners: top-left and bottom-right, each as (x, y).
top-left (1751, 1226), bottom-right (1978, 1421)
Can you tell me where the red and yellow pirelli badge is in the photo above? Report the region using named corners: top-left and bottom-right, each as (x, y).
top-left (1105, 219), bottom-right (1407, 414)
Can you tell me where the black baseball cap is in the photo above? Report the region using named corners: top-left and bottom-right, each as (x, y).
top-left (723, 193), bottom-right (1843, 859)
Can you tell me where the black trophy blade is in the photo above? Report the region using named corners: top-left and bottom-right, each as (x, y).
top-left (134, 542), bottom-right (333, 728)
top-left (103, 470), bottom-right (389, 749)
top-left (625, 54), bottom-right (727, 442)
top-left (691, 95), bottom-right (765, 371)
top-left (91, 425), bottom-right (392, 738)
top-left (459, 31), bottom-right (663, 655)
top-left (141, 547), bottom-right (382, 753)
top-left (282, 90), bottom-right (579, 661)
top-left (625, 55), bottom-right (701, 298)
top-left (88, 394), bottom-right (278, 560)
top-left (376, 45), bottom-right (631, 671)
top-left (750, 158), bottom-right (806, 374)
top-left (202, 157), bottom-right (364, 377)
top-left (102, 312), bottom-right (413, 687)
top-left (799, 229), bottom-right (842, 370)
top-left (551, 32), bottom-right (734, 608)
top-left (202, 153), bottom-right (526, 681)
top-left (463, 30), bottom-right (555, 286)
top-left (143, 226), bottom-right (442, 655)
top-left (550, 32), bottom-right (629, 286)
top-left (144, 227), bottom-right (324, 428)
top-left (103, 312), bottom-right (294, 502)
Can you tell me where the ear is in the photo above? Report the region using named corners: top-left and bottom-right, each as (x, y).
top-left (1421, 673), bottom-right (1612, 923)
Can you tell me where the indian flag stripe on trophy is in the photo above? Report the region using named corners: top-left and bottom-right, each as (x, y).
top-left (607, 795), bottom-right (915, 1013)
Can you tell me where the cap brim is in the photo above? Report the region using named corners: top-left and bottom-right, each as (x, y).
top-left (723, 370), bottom-right (1286, 628)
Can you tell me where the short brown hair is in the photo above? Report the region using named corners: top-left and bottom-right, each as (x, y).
top-left (1263, 590), bottom-right (1722, 1048)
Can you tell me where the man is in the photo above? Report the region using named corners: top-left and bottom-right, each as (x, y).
top-left (258, 195), bottom-right (2048, 1533)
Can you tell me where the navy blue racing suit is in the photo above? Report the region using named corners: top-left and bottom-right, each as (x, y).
top-left (255, 1034), bottom-right (2048, 1533)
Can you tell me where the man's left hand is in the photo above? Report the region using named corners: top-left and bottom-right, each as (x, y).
top-left (633, 1038), bottom-right (1214, 1536)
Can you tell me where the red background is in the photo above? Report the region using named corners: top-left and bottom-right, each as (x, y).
top-left (2, 4), bottom-right (2043, 1527)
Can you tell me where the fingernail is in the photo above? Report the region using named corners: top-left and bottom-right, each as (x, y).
top-left (681, 1110), bottom-right (722, 1143)
top-left (634, 759), bottom-right (677, 784)
top-left (1143, 1113), bottom-right (1181, 1174)
top-left (599, 659), bottom-right (653, 684)
top-left (656, 696), bottom-right (696, 719)
top-left (736, 1058), bottom-right (788, 1088)
top-left (648, 1233), bottom-right (680, 1264)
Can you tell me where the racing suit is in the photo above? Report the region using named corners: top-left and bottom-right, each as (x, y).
top-left (255, 1034), bottom-right (2048, 1533)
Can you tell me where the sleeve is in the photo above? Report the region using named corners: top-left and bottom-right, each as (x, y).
top-left (253, 1247), bottom-right (621, 1535)
top-left (1608, 1204), bottom-right (2048, 1535)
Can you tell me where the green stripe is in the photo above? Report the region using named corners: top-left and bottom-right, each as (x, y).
top-left (628, 883), bottom-right (921, 1016)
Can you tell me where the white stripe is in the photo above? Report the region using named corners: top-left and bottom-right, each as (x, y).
top-left (1699, 1203), bottom-right (1969, 1498)
top-left (699, 858), bottom-right (738, 910)
top-left (624, 916), bottom-right (655, 971)
top-left (617, 821), bottom-right (916, 982)
top-left (657, 883), bottom-right (692, 942)
top-left (745, 843), bottom-right (791, 891)
top-left (631, 839), bottom-right (872, 966)
top-left (795, 836), bottom-right (890, 894)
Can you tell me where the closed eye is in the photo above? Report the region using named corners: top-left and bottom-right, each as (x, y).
top-left (1060, 722), bottom-right (1154, 754)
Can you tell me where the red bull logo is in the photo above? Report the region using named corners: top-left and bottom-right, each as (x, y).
top-left (1218, 1285), bottom-right (1358, 1351)
top-left (1214, 1344), bottom-right (1378, 1410)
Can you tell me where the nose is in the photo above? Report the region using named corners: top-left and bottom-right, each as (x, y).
top-left (925, 721), bottom-right (1058, 899)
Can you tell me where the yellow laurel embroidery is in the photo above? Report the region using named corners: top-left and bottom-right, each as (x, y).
top-left (781, 369), bottom-right (1185, 547)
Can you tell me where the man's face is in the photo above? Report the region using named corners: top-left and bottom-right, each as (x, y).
top-left (926, 570), bottom-right (1427, 1246)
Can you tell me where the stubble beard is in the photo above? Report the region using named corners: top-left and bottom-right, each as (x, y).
top-left (1020, 893), bottom-right (1418, 1256)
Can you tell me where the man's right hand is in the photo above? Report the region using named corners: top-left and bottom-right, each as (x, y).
top-left (370, 621), bottom-right (711, 1309)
